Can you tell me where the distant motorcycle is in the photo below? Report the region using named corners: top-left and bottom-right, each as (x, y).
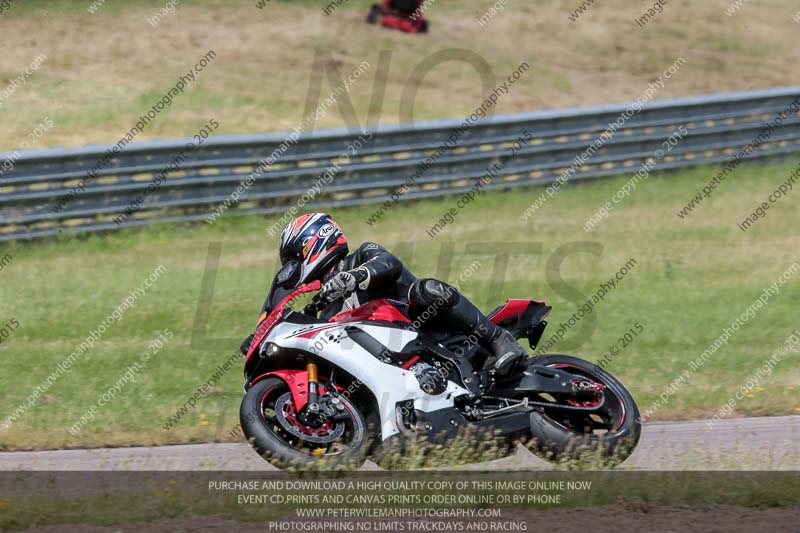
top-left (366, 1), bottom-right (429, 33)
top-left (240, 274), bottom-right (640, 470)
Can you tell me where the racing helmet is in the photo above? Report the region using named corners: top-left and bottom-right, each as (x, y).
top-left (277, 213), bottom-right (348, 287)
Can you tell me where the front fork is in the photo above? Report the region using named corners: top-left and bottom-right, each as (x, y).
top-left (306, 362), bottom-right (320, 414)
top-left (300, 362), bottom-right (349, 426)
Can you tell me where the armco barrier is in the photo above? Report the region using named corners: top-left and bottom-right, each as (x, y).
top-left (0, 87), bottom-right (798, 241)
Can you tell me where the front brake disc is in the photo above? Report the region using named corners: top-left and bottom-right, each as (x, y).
top-left (275, 392), bottom-right (345, 444)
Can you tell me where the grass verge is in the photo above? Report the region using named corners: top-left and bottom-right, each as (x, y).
top-left (1, 0), bottom-right (799, 149)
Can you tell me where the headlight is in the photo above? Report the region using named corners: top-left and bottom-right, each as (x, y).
top-left (261, 342), bottom-right (280, 357)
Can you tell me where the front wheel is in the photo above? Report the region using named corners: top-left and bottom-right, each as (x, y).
top-left (525, 354), bottom-right (640, 467)
top-left (240, 377), bottom-right (370, 470)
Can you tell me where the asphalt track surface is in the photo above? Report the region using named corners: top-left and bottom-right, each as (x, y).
top-left (1, 415), bottom-right (797, 471)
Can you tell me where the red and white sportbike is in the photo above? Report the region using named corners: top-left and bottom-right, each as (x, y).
top-left (240, 280), bottom-right (640, 469)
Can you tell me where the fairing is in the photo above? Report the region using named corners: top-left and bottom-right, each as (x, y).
top-left (329, 298), bottom-right (412, 324)
top-left (257, 319), bottom-right (470, 441)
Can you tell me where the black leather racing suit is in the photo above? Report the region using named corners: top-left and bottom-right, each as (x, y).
top-left (319, 242), bottom-right (502, 348)
top-left (318, 242), bottom-right (414, 319)
top-left (249, 242), bottom-right (526, 375)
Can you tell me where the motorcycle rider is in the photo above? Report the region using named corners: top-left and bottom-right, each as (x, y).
top-left (242, 213), bottom-right (527, 376)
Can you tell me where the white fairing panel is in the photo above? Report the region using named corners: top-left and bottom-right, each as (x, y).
top-left (267, 321), bottom-right (470, 440)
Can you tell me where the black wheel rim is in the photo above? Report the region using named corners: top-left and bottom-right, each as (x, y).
top-left (539, 363), bottom-right (627, 437)
top-left (259, 384), bottom-right (361, 457)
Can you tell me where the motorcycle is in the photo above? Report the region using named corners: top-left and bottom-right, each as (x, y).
top-left (240, 275), bottom-right (641, 470)
top-left (366, 1), bottom-right (429, 34)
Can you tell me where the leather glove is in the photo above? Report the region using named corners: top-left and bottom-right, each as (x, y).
top-left (320, 270), bottom-right (358, 303)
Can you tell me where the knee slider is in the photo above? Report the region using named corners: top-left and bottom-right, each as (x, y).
top-left (411, 278), bottom-right (459, 308)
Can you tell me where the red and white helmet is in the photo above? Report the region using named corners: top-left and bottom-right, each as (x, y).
top-left (278, 213), bottom-right (348, 287)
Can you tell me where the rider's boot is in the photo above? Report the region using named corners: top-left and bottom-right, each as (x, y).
top-left (489, 329), bottom-right (528, 377)
top-left (426, 282), bottom-right (527, 376)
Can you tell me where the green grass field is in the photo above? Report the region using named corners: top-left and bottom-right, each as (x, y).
top-left (0, 161), bottom-right (798, 450)
top-left (1, 0), bottom-right (799, 150)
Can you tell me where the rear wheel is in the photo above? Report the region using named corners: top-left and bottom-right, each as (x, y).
top-left (240, 377), bottom-right (369, 470)
top-left (526, 354), bottom-right (640, 467)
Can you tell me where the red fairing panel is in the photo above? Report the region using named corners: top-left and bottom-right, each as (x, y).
top-left (251, 369), bottom-right (333, 412)
top-left (245, 280), bottom-right (322, 365)
top-left (379, 0), bottom-right (427, 33)
top-left (489, 299), bottom-right (545, 324)
top-left (329, 299), bottom-right (412, 324)
top-left (382, 15), bottom-right (424, 32)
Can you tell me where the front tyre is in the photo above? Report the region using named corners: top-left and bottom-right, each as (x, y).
top-left (240, 377), bottom-right (369, 470)
top-left (526, 354), bottom-right (640, 467)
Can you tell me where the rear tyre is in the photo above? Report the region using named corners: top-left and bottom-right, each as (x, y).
top-left (525, 354), bottom-right (640, 467)
top-left (240, 377), bottom-right (370, 470)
